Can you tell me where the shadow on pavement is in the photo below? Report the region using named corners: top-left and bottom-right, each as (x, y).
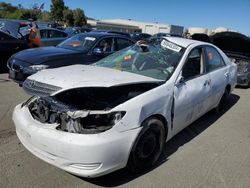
top-left (0, 78), bottom-right (11, 83)
top-left (78, 94), bottom-right (240, 187)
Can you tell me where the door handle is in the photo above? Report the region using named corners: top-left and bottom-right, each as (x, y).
top-left (224, 72), bottom-right (229, 78)
top-left (204, 80), bottom-right (209, 86)
top-left (204, 79), bottom-right (211, 87)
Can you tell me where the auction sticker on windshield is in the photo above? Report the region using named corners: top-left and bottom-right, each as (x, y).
top-left (85, 37), bottom-right (96, 41)
top-left (161, 40), bottom-right (182, 52)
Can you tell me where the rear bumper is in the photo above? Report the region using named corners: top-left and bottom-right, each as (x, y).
top-left (13, 104), bottom-right (141, 177)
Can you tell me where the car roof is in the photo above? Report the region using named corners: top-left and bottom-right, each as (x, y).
top-left (75, 32), bottom-right (132, 39)
top-left (39, 27), bottom-right (66, 32)
top-left (163, 36), bottom-right (210, 48)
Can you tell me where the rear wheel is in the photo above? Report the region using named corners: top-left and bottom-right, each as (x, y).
top-left (127, 118), bottom-right (165, 172)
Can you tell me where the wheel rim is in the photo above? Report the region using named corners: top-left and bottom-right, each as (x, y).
top-left (136, 132), bottom-right (157, 159)
top-left (133, 126), bottom-right (162, 168)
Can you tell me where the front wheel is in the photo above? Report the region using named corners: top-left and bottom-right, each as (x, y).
top-left (127, 118), bottom-right (165, 173)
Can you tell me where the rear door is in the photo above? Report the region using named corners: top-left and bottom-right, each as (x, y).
top-left (204, 46), bottom-right (229, 109)
top-left (173, 46), bottom-right (211, 135)
top-left (42, 29), bottom-right (67, 46)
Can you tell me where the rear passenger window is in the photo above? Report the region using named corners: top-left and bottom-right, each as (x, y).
top-left (49, 30), bottom-right (67, 38)
top-left (205, 46), bottom-right (225, 72)
top-left (40, 30), bottom-right (48, 39)
top-left (116, 38), bottom-right (133, 50)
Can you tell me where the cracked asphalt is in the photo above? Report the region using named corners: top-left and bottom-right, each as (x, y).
top-left (0, 73), bottom-right (250, 188)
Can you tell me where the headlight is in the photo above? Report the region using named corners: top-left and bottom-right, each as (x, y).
top-left (59, 111), bottom-right (126, 134)
top-left (23, 65), bottom-right (49, 74)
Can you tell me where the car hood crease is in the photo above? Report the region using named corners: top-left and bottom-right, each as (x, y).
top-left (27, 65), bottom-right (163, 90)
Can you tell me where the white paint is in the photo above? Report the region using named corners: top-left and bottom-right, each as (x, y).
top-left (85, 37), bottom-right (96, 41)
top-left (13, 38), bottom-right (237, 178)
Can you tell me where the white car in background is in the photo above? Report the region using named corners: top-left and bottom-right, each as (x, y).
top-left (13, 37), bottom-right (237, 177)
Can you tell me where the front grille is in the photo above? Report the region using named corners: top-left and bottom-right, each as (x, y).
top-left (23, 79), bottom-right (62, 97)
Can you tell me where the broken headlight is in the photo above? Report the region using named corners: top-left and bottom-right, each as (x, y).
top-left (27, 97), bottom-right (126, 134)
top-left (59, 111), bottom-right (126, 134)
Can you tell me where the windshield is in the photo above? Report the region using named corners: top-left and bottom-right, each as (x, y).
top-left (57, 34), bottom-right (96, 52)
top-left (95, 39), bottom-right (185, 80)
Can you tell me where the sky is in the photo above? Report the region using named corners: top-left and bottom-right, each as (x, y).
top-left (5, 0), bottom-right (250, 36)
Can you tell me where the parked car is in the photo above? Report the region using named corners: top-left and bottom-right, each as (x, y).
top-left (8, 32), bottom-right (134, 84)
top-left (20, 26), bottom-right (68, 46)
top-left (190, 33), bottom-right (210, 42)
top-left (13, 37), bottom-right (237, 177)
top-left (152, 32), bottom-right (183, 38)
top-left (64, 27), bottom-right (92, 37)
top-left (210, 31), bottom-right (250, 87)
top-left (90, 30), bottom-right (132, 38)
top-left (0, 20), bottom-right (30, 71)
top-left (228, 53), bottom-right (250, 87)
top-left (39, 27), bottom-right (68, 46)
top-left (0, 20), bottom-right (68, 72)
top-left (130, 33), bottom-right (152, 41)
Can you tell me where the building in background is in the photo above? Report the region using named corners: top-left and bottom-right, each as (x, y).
top-left (87, 18), bottom-right (184, 35)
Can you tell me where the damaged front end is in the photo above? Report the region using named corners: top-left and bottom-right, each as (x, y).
top-left (22, 83), bottom-right (160, 134)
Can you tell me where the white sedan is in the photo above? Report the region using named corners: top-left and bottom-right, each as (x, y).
top-left (13, 37), bottom-right (237, 178)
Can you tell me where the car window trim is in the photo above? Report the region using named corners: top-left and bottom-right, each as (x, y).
top-left (180, 45), bottom-right (207, 82)
top-left (204, 45), bottom-right (227, 74)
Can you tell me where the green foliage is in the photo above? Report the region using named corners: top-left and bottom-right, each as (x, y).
top-left (20, 9), bottom-right (38, 21)
top-left (63, 8), bottom-right (74, 26)
top-left (73, 8), bottom-right (86, 27)
top-left (0, 1), bottom-right (87, 27)
top-left (50, 0), bottom-right (65, 22)
top-left (41, 11), bottom-right (50, 22)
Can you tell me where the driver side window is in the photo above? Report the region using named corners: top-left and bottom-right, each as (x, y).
top-left (95, 38), bottom-right (113, 53)
top-left (182, 48), bottom-right (204, 80)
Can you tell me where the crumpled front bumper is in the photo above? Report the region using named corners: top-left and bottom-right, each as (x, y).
top-left (13, 104), bottom-right (141, 178)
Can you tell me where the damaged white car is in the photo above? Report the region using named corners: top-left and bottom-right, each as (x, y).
top-left (13, 37), bottom-right (237, 178)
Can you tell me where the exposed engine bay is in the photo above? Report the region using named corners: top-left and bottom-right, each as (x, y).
top-left (23, 83), bottom-right (160, 134)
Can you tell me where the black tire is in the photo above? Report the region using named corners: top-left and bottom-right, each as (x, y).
top-left (215, 88), bottom-right (230, 114)
top-left (127, 118), bottom-right (166, 173)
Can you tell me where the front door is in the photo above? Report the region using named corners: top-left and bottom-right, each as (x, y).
top-left (173, 47), bottom-right (211, 135)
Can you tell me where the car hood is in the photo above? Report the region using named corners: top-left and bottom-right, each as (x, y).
top-left (26, 65), bottom-right (163, 94)
top-left (14, 46), bottom-right (80, 64)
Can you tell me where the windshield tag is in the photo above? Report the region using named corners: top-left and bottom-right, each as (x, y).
top-left (161, 40), bottom-right (181, 52)
top-left (85, 37), bottom-right (96, 41)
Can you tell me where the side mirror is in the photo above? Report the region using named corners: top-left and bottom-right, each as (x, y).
top-left (93, 47), bottom-right (103, 55)
top-left (176, 75), bottom-right (185, 85)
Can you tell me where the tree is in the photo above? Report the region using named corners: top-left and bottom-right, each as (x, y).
top-left (63, 8), bottom-right (74, 27)
top-left (73, 8), bottom-right (86, 27)
top-left (20, 9), bottom-right (37, 21)
top-left (50, 0), bottom-right (65, 22)
top-left (41, 11), bottom-right (50, 21)
top-left (0, 2), bottom-right (18, 12)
